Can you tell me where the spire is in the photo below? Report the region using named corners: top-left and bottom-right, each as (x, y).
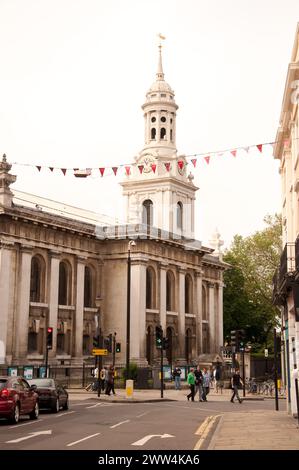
top-left (156, 34), bottom-right (166, 81)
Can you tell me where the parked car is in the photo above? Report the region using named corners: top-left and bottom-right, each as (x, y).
top-left (27, 378), bottom-right (69, 413)
top-left (0, 376), bottom-right (39, 424)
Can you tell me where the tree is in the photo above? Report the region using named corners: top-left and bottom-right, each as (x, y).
top-left (223, 214), bottom-right (282, 352)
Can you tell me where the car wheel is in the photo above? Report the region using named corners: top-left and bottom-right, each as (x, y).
top-left (10, 403), bottom-right (20, 424)
top-left (52, 398), bottom-right (60, 413)
top-left (29, 402), bottom-right (39, 420)
top-left (63, 398), bottom-right (69, 410)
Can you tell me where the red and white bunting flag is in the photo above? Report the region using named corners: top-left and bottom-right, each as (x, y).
top-left (49, 167), bottom-right (54, 172)
top-left (204, 156), bottom-right (210, 165)
top-left (99, 168), bottom-right (105, 177)
top-left (243, 146), bottom-right (250, 153)
top-left (178, 160), bottom-right (184, 170)
top-left (125, 166), bottom-right (131, 176)
top-left (256, 144), bottom-right (263, 153)
top-left (61, 168), bottom-right (67, 175)
top-left (36, 165), bottom-right (41, 172)
top-left (112, 167), bottom-right (118, 176)
top-left (138, 165), bottom-right (144, 174)
top-left (164, 162), bottom-right (171, 172)
top-left (151, 163), bottom-right (157, 173)
top-left (191, 158), bottom-right (197, 167)
top-left (231, 150), bottom-right (237, 158)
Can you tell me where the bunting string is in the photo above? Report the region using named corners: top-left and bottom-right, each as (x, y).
top-left (8, 138), bottom-right (291, 178)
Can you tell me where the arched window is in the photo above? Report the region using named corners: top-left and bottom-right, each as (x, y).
top-left (166, 327), bottom-right (174, 365)
top-left (202, 285), bottom-right (207, 320)
top-left (185, 274), bottom-right (193, 313)
top-left (151, 128), bottom-right (156, 140)
top-left (84, 266), bottom-right (94, 307)
top-left (58, 261), bottom-right (71, 306)
top-left (57, 333), bottom-right (65, 354)
top-left (166, 271), bottom-right (175, 311)
top-left (142, 199), bottom-right (154, 226)
top-left (185, 328), bottom-right (192, 362)
top-left (160, 127), bottom-right (166, 139)
top-left (146, 267), bottom-right (156, 309)
top-left (177, 202), bottom-right (183, 231)
top-left (202, 324), bottom-right (209, 353)
top-left (30, 256), bottom-right (45, 303)
top-left (28, 332), bottom-right (38, 353)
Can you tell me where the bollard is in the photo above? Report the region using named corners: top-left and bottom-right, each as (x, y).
top-left (126, 379), bottom-right (134, 399)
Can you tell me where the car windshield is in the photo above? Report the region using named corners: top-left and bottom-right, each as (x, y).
top-left (27, 379), bottom-right (55, 388)
top-left (0, 379), bottom-right (8, 390)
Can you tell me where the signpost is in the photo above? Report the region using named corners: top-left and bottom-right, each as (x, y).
top-left (92, 349), bottom-right (108, 356)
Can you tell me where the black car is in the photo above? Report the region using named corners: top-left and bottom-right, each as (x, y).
top-left (27, 378), bottom-right (69, 413)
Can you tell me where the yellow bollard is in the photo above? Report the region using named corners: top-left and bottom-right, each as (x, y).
top-left (126, 379), bottom-right (134, 399)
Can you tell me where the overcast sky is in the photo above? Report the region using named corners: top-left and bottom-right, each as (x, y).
top-left (1, 0), bottom-right (298, 248)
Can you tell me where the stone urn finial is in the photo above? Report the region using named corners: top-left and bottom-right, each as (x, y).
top-left (0, 154), bottom-right (17, 208)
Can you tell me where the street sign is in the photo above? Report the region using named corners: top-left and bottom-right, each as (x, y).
top-left (92, 348), bottom-right (108, 356)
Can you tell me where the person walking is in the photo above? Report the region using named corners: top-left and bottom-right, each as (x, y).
top-left (230, 368), bottom-right (243, 403)
top-left (173, 367), bottom-right (182, 390)
top-left (201, 367), bottom-right (211, 402)
top-left (186, 368), bottom-right (196, 401)
top-left (194, 366), bottom-right (203, 401)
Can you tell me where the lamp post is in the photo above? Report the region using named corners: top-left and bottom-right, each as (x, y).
top-left (126, 240), bottom-right (136, 380)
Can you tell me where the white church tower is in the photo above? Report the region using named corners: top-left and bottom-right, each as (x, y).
top-left (121, 41), bottom-right (198, 238)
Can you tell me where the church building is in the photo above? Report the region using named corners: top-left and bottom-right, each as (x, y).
top-left (0, 44), bottom-right (227, 372)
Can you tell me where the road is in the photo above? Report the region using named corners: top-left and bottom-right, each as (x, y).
top-left (0, 396), bottom-right (274, 450)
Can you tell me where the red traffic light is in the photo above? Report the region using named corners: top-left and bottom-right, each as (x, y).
top-left (47, 327), bottom-right (53, 333)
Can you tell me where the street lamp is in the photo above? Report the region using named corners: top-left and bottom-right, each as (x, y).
top-left (126, 240), bottom-right (136, 380)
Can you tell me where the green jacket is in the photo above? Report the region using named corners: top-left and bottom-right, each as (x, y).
top-left (187, 372), bottom-right (195, 385)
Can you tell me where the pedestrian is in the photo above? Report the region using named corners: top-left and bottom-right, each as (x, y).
top-left (172, 366), bottom-right (182, 390)
top-left (194, 365), bottom-right (203, 401)
top-left (105, 365), bottom-right (114, 396)
top-left (230, 368), bottom-right (243, 403)
top-left (100, 367), bottom-right (106, 391)
top-left (201, 367), bottom-right (211, 402)
top-left (186, 368), bottom-right (196, 401)
top-left (214, 364), bottom-right (222, 394)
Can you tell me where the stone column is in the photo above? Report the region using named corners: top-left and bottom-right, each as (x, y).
top-left (48, 251), bottom-right (60, 357)
top-left (208, 283), bottom-right (215, 353)
top-left (0, 242), bottom-right (14, 363)
top-left (217, 282), bottom-right (224, 350)
top-left (178, 268), bottom-right (186, 361)
top-left (130, 259), bottom-right (147, 365)
top-left (75, 258), bottom-right (85, 358)
top-left (14, 246), bottom-right (32, 360)
top-left (195, 270), bottom-right (203, 356)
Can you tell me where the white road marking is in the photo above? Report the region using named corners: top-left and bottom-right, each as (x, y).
top-left (110, 419), bottom-right (130, 429)
top-left (6, 430), bottom-right (52, 444)
top-left (132, 433), bottom-right (174, 446)
top-left (136, 412), bottom-right (149, 418)
top-left (86, 403), bottom-right (103, 409)
top-left (66, 432), bottom-right (100, 447)
top-left (71, 402), bottom-right (95, 406)
top-left (9, 419), bottom-right (43, 429)
top-left (54, 411), bottom-right (76, 418)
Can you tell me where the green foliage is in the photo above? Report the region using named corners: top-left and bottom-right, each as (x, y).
top-left (223, 214), bottom-right (282, 352)
top-left (121, 362), bottom-right (138, 380)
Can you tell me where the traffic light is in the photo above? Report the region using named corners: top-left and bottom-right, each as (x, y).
top-left (162, 337), bottom-right (170, 350)
top-left (93, 333), bottom-right (100, 348)
top-left (239, 329), bottom-right (246, 351)
top-left (155, 325), bottom-right (163, 349)
top-left (230, 330), bottom-right (238, 350)
top-left (46, 327), bottom-right (53, 350)
top-left (116, 342), bottom-right (121, 353)
top-left (104, 334), bottom-right (113, 353)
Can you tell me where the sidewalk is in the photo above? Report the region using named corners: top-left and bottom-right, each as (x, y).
top-left (208, 410), bottom-right (299, 450)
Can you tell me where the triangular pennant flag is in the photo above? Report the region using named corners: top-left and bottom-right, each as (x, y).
top-left (112, 167), bottom-right (118, 176)
top-left (125, 166), bottom-right (131, 176)
top-left (36, 166), bottom-right (41, 172)
top-left (217, 153), bottom-right (223, 157)
top-left (257, 144), bottom-right (263, 153)
top-left (164, 162), bottom-right (171, 172)
top-left (99, 168), bottom-right (105, 177)
top-left (231, 150), bottom-right (237, 157)
top-left (191, 158), bottom-right (197, 167)
top-left (151, 163), bottom-right (156, 173)
top-left (49, 167), bottom-right (54, 172)
top-left (243, 146), bottom-right (250, 153)
top-left (138, 165), bottom-right (144, 174)
top-left (178, 160), bottom-right (184, 170)
top-left (204, 156), bottom-right (210, 165)
top-left (61, 168), bottom-right (67, 175)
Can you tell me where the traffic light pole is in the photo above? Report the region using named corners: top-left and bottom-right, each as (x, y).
top-left (273, 328), bottom-right (279, 411)
top-left (112, 332), bottom-right (116, 367)
top-left (126, 246), bottom-right (131, 380)
top-left (45, 346), bottom-right (49, 378)
top-left (160, 345), bottom-right (164, 399)
top-left (242, 349), bottom-right (246, 397)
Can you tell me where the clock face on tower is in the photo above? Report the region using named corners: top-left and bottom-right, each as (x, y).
top-left (140, 154), bottom-right (156, 173)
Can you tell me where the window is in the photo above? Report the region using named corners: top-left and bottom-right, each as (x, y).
top-left (170, 129), bottom-right (173, 141)
top-left (30, 256), bottom-right (45, 303)
top-left (58, 262), bottom-right (71, 305)
top-left (142, 200), bottom-right (154, 226)
top-left (146, 267), bottom-right (156, 309)
top-left (161, 94), bottom-right (166, 98)
top-left (160, 128), bottom-right (166, 139)
top-left (161, 116), bottom-right (166, 122)
top-left (185, 274), bottom-right (193, 313)
top-left (151, 128), bottom-right (156, 140)
top-left (84, 266), bottom-right (93, 307)
top-left (28, 331), bottom-right (38, 353)
top-left (165, 327), bottom-right (173, 365)
top-left (177, 202), bottom-right (183, 231)
top-left (57, 333), bottom-right (65, 354)
top-left (83, 335), bottom-right (90, 355)
top-left (202, 323), bottom-right (209, 353)
top-left (151, 116), bottom-right (156, 123)
top-left (166, 271), bottom-right (175, 311)
top-left (185, 329), bottom-right (192, 362)
top-left (202, 286), bottom-right (207, 320)
top-left (146, 326), bottom-right (153, 365)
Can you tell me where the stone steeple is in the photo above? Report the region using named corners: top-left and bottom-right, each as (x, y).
top-left (0, 154), bottom-right (16, 209)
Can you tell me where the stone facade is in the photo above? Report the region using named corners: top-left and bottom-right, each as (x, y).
top-left (0, 44), bottom-right (227, 370)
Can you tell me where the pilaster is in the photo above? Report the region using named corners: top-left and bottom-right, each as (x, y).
top-left (0, 242), bottom-right (15, 362)
top-left (130, 259), bottom-right (147, 364)
top-left (48, 251), bottom-right (61, 357)
top-left (195, 270), bottom-right (203, 356)
top-left (208, 282), bottom-right (215, 353)
top-left (75, 257), bottom-right (85, 357)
